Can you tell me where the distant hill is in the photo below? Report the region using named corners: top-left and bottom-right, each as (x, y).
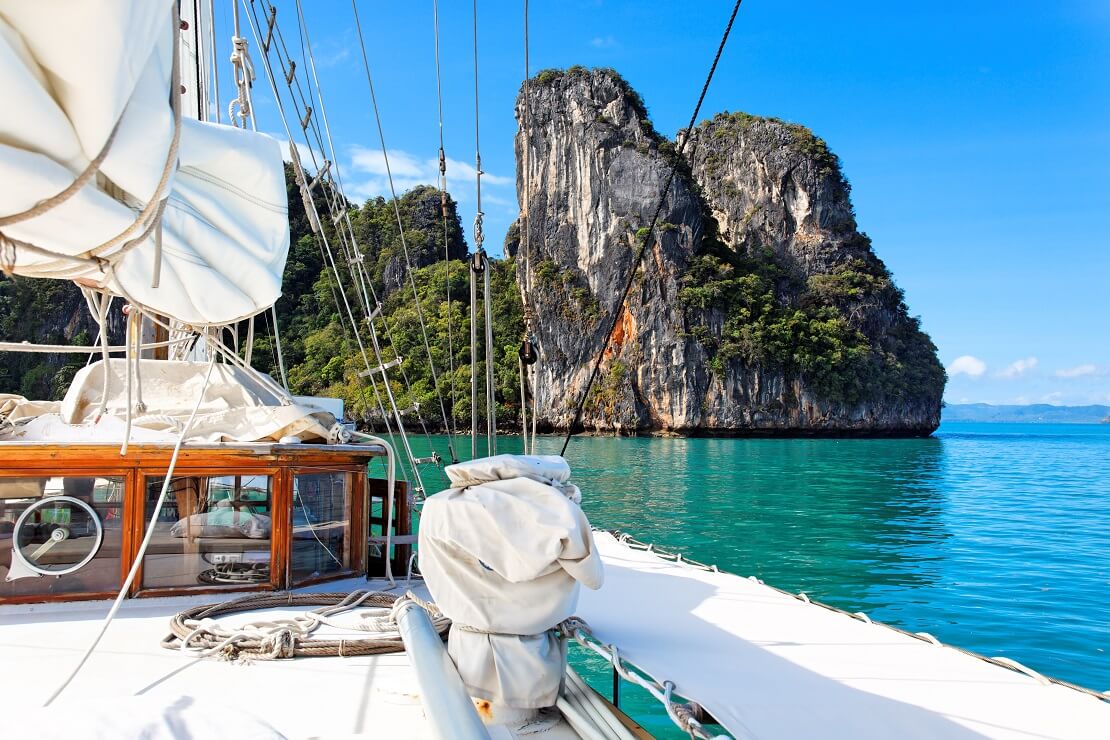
top-left (943, 403), bottom-right (1110, 424)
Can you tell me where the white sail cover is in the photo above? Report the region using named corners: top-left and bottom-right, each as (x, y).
top-left (0, 360), bottom-right (335, 444)
top-left (419, 455), bottom-right (604, 708)
top-left (0, 0), bottom-right (289, 325)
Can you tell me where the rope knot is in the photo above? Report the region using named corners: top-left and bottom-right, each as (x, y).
top-left (260, 628), bottom-right (296, 659)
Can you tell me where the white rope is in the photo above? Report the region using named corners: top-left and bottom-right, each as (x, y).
top-left (42, 356), bottom-right (218, 707)
top-left (0, 337), bottom-right (190, 354)
top-left (176, 590), bottom-right (449, 659)
top-left (229, 1), bottom-right (255, 128)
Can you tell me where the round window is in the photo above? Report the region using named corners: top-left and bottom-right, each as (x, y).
top-left (12, 496), bottom-right (104, 576)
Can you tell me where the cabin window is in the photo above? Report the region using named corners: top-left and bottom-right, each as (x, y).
top-left (291, 471), bottom-right (353, 582)
top-left (0, 476), bottom-right (124, 597)
top-left (141, 474), bottom-right (273, 589)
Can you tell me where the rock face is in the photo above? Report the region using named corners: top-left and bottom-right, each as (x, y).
top-left (0, 276), bottom-right (126, 400)
top-left (510, 67), bottom-right (944, 435)
top-left (348, 184), bottom-right (468, 297)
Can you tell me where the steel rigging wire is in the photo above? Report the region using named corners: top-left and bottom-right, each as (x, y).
top-left (560, 0), bottom-right (745, 456)
top-left (242, 0), bottom-right (428, 495)
top-left (348, 0), bottom-right (460, 468)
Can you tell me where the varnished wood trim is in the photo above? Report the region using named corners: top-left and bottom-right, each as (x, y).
top-left (271, 465), bottom-right (291, 589)
top-left (135, 583), bottom-right (272, 599)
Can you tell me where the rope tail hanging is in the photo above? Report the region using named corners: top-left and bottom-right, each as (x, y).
top-left (559, 0), bottom-right (745, 457)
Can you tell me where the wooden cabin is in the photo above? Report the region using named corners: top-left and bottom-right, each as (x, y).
top-left (0, 442), bottom-right (409, 604)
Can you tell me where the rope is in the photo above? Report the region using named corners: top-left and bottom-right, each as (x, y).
top-left (161, 590), bottom-right (450, 661)
top-left (43, 355), bottom-right (218, 707)
top-left (0, 119), bottom-right (122, 229)
top-left (483, 255), bottom-right (496, 454)
top-left (519, 0), bottom-right (537, 455)
top-left (471, 0), bottom-right (484, 254)
top-left (229, 1), bottom-right (255, 127)
top-left (559, 0), bottom-right (744, 456)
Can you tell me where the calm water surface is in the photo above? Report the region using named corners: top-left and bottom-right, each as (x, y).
top-left (408, 423), bottom-right (1110, 735)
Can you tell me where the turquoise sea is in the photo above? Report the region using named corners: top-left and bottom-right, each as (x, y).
top-left (408, 423), bottom-right (1110, 735)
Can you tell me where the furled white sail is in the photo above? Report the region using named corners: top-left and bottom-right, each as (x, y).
top-left (0, 360), bottom-right (336, 444)
top-left (0, 0), bottom-right (289, 326)
top-left (419, 455), bottom-right (604, 708)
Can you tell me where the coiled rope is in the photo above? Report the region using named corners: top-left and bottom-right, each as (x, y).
top-left (161, 590), bottom-right (450, 661)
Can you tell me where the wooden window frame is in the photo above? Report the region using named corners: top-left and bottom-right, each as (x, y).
top-left (287, 465), bottom-right (367, 589)
top-left (0, 466), bottom-right (132, 605)
top-left (0, 444), bottom-right (383, 604)
top-left (133, 466), bottom-right (282, 598)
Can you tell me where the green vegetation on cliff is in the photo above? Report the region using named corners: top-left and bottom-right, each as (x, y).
top-left (679, 241), bottom-right (943, 405)
top-left (257, 170), bottom-right (525, 430)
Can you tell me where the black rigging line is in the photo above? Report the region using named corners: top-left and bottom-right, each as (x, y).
top-left (559, 0), bottom-right (744, 457)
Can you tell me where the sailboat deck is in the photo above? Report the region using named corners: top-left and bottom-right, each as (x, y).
top-left (580, 532), bottom-right (1110, 739)
top-left (0, 577), bottom-right (581, 739)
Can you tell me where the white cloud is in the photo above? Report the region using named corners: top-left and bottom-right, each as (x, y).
top-left (996, 356), bottom-right (1038, 379)
top-left (345, 146), bottom-right (512, 203)
top-left (1056, 363), bottom-right (1098, 378)
top-left (947, 355), bottom-right (987, 378)
top-left (1041, 391), bottom-right (1064, 403)
top-left (591, 35), bottom-right (618, 49)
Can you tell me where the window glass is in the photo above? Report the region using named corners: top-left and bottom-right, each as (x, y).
top-left (142, 475), bottom-right (272, 589)
top-left (0, 476), bottom-right (124, 597)
top-left (291, 472), bottom-right (351, 582)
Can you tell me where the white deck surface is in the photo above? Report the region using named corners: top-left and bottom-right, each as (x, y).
top-left (0, 578), bottom-right (577, 739)
top-left (579, 532), bottom-right (1110, 740)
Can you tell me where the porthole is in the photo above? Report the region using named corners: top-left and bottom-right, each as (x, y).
top-left (12, 496), bottom-right (104, 576)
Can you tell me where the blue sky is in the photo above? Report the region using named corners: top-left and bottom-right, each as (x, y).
top-left (221, 1), bottom-right (1110, 406)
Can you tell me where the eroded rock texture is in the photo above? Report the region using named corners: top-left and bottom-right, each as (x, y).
top-left (509, 67), bottom-right (944, 435)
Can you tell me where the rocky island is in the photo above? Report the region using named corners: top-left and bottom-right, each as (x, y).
top-left (507, 67), bottom-right (944, 435)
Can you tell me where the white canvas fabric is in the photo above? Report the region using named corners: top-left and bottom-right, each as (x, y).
top-left (419, 455), bottom-right (603, 708)
top-left (0, 0), bottom-right (289, 325)
top-left (0, 360), bottom-right (335, 444)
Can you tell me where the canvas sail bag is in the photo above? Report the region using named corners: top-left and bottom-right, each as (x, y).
top-left (418, 455), bottom-right (604, 708)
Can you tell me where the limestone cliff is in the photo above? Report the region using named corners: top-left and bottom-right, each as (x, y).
top-left (509, 67), bottom-right (944, 435)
